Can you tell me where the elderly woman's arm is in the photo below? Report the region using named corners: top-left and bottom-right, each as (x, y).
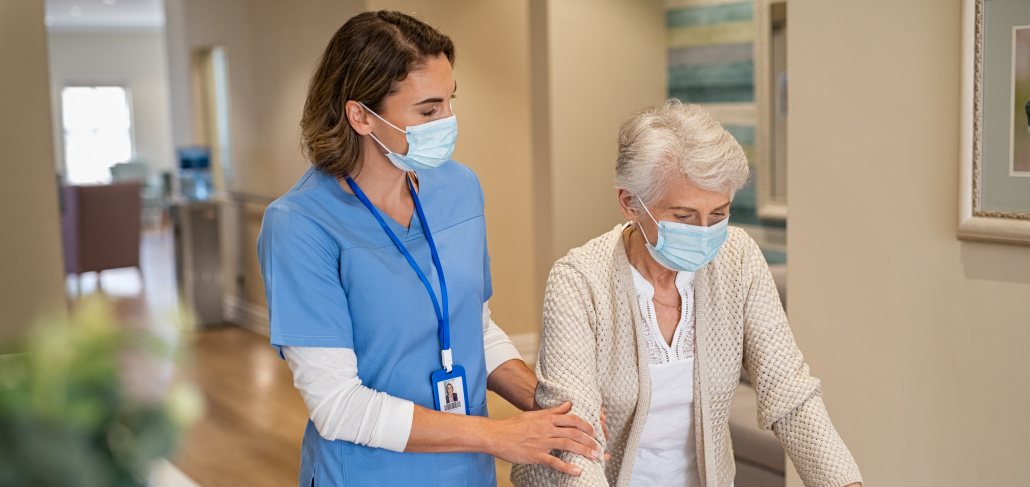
top-left (739, 238), bottom-right (863, 487)
top-left (531, 262), bottom-right (609, 486)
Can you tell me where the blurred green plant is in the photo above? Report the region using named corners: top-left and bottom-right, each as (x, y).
top-left (0, 296), bottom-right (204, 487)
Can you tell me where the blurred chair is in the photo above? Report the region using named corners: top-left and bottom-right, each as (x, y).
top-left (111, 160), bottom-right (167, 228)
top-left (61, 182), bottom-right (143, 285)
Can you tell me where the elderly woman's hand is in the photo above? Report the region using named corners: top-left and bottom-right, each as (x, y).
top-left (485, 401), bottom-right (601, 476)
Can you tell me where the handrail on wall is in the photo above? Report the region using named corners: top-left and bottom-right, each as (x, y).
top-left (225, 190), bottom-right (276, 206)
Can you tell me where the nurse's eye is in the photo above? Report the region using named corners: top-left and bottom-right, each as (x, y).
top-left (421, 107), bottom-right (438, 117)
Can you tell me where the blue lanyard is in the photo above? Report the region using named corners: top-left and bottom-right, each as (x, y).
top-left (344, 175), bottom-right (453, 370)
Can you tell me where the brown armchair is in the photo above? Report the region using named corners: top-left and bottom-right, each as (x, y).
top-left (61, 182), bottom-right (142, 278)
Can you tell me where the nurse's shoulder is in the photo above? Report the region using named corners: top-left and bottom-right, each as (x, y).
top-left (426, 159), bottom-right (486, 213)
top-left (257, 167), bottom-right (342, 256)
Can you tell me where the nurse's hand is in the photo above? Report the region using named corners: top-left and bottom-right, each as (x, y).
top-left (486, 401), bottom-right (600, 476)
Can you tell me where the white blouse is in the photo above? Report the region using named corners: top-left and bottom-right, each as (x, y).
top-left (628, 266), bottom-right (703, 487)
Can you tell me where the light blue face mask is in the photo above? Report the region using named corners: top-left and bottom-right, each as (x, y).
top-left (637, 197), bottom-right (729, 272)
top-left (360, 102), bottom-right (458, 171)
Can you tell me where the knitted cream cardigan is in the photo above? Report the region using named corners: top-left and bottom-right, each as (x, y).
top-left (511, 225), bottom-right (862, 487)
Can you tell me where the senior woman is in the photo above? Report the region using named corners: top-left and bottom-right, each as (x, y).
top-left (512, 101), bottom-right (862, 487)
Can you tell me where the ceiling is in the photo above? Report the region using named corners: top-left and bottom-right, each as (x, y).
top-left (45, 0), bottom-right (165, 32)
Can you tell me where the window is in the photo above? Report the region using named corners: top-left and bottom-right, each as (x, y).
top-left (61, 86), bottom-right (134, 185)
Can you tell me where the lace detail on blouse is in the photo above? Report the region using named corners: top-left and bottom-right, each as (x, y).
top-left (638, 297), bottom-right (667, 363)
top-left (629, 266), bottom-right (695, 365)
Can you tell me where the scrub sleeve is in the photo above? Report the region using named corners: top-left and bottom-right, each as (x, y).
top-left (257, 161), bottom-right (496, 487)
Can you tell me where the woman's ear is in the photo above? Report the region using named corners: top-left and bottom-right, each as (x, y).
top-left (344, 100), bottom-right (373, 136)
top-left (617, 189), bottom-right (640, 222)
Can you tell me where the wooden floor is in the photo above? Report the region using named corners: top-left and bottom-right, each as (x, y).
top-left (172, 325), bottom-right (522, 487)
top-left (172, 326), bottom-right (309, 487)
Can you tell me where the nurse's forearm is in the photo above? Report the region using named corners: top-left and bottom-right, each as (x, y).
top-left (405, 402), bottom-right (600, 477)
top-left (486, 359), bottom-right (539, 411)
top-left (405, 404), bottom-right (494, 453)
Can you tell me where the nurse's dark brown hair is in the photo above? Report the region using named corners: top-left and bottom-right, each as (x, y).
top-left (301, 11), bottom-right (455, 178)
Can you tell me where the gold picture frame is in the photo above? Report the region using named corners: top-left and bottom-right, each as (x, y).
top-left (959, 0), bottom-right (1030, 246)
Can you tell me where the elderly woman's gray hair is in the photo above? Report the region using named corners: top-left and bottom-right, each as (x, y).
top-left (615, 100), bottom-right (749, 209)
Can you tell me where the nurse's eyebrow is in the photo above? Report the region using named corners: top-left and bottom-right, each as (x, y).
top-left (413, 82), bottom-right (458, 106)
top-left (414, 96), bottom-right (444, 105)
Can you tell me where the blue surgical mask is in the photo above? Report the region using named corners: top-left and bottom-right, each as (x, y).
top-left (360, 102), bottom-right (457, 171)
top-left (637, 197), bottom-right (729, 272)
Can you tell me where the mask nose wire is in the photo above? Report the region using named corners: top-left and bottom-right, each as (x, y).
top-left (636, 196), bottom-right (660, 247)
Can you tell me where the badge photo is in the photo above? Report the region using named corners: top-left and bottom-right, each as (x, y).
top-left (432, 366), bottom-right (469, 415)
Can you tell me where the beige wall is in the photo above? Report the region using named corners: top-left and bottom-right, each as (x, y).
top-left (544, 0), bottom-right (666, 261)
top-left (368, 0), bottom-right (539, 336)
top-left (46, 31), bottom-right (177, 175)
top-left (0, 0), bottom-right (67, 339)
top-left (788, 0), bottom-right (1030, 484)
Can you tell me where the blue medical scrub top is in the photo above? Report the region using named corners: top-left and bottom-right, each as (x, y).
top-left (257, 161), bottom-right (495, 487)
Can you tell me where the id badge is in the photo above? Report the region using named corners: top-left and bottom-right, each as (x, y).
top-left (431, 365), bottom-right (469, 415)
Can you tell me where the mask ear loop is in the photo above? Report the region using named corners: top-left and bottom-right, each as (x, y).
top-left (358, 102), bottom-right (407, 133)
top-left (366, 132), bottom-right (395, 155)
top-left (636, 196), bottom-right (661, 248)
top-left (358, 102), bottom-right (407, 156)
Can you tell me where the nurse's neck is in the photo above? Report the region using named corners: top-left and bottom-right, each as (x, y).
top-left (339, 142), bottom-right (417, 229)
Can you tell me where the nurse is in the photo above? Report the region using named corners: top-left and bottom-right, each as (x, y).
top-left (257, 10), bottom-right (601, 487)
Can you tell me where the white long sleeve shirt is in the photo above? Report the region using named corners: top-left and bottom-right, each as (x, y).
top-left (281, 300), bottom-right (523, 452)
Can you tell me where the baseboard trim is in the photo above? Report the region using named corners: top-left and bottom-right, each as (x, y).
top-left (223, 294), bottom-right (270, 337)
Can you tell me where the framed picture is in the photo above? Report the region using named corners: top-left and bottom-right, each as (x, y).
top-left (959, 0), bottom-right (1030, 245)
top-left (753, 0), bottom-right (788, 221)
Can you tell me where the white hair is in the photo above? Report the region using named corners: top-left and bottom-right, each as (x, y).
top-left (615, 99), bottom-right (749, 210)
